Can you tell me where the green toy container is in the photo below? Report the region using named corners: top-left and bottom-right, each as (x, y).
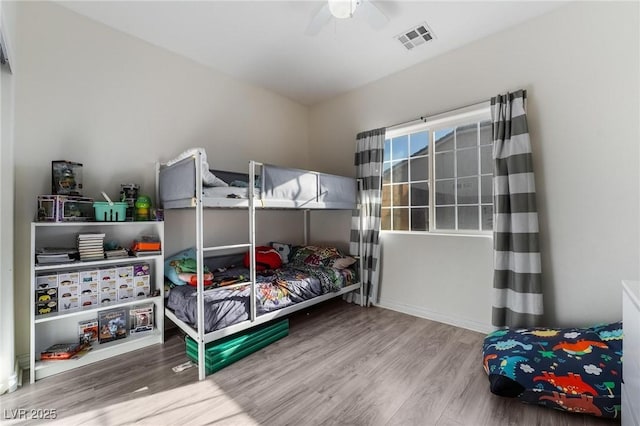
top-left (93, 201), bottom-right (128, 222)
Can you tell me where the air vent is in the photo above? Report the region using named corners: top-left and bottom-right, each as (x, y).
top-left (396, 22), bottom-right (435, 51)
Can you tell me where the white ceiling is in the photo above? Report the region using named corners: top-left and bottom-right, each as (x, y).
top-left (57, 1), bottom-right (565, 106)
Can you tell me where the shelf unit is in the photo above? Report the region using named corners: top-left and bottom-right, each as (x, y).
top-left (29, 221), bottom-right (165, 383)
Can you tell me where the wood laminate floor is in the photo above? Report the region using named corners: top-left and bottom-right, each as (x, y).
top-left (0, 300), bottom-right (619, 426)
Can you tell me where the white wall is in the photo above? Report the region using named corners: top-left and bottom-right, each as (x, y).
top-left (0, 0), bottom-right (17, 395)
top-left (12, 1), bottom-right (309, 356)
top-left (309, 2), bottom-right (640, 331)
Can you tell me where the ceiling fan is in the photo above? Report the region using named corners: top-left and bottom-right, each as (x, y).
top-left (305, 0), bottom-right (389, 36)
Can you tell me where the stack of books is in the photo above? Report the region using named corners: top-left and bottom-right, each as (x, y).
top-left (105, 248), bottom-right (129, 259)
top-left (131, 235), bottom-right (162, 257)
top-left (77, 233), bottom-right (105, 261)
top-left (36, 247), bottom-right (78, 265)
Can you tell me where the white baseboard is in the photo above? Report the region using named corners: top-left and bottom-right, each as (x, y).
top-left (376, 298), bottom-right (494, 334)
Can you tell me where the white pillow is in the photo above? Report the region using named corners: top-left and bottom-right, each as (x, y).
top-left (166, 148), bottom-right (228, 187)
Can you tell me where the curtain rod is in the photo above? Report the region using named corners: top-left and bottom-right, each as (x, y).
top-left (386, 98), bottom-right (491, 131)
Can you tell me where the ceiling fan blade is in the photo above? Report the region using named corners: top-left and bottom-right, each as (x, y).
top-left (360, 0), bottom-right (389, 30)
top-left (305, 3), bottom-right (333, 36)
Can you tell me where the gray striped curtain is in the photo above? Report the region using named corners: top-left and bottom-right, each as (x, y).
top-left (349, 128), bottom-right (385, 306)
top-left (491, 90), bottom-right (543, 328)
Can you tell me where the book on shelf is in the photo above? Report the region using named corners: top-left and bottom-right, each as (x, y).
top-left (78, 319), bottom-right (98, 344)
top-left (132, 250), bottom-right (162, 257)
top-left (129, 303), bottom-right (154, 335)
top-left (105, 248), bottom-right (130, 259)
top-left (77, 233), bottom-right (106, 239)
top-left (35, 247), bottom-right (78, 264)
top-left (131, 235), bottom-right (161, 252)
top-left (40, 342), bottom-right (89, 361)
top-left (98, 308), bottom-right (128, 344)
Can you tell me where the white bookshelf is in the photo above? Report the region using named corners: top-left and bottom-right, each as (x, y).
top-left (29, 221), bottom-right (165, 383)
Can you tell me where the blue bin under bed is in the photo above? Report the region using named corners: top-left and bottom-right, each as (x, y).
top-left (185, 319), bottom-right (289, 374)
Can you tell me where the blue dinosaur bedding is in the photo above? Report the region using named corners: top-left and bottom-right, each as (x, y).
top-left (482, 321), bottom-right (623, 419)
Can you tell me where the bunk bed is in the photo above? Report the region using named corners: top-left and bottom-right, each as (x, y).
top-left (157, 148), bottom-right (363, 380)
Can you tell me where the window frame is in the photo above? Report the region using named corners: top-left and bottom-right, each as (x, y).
top-left (382, 102), bottom-right (492, 236)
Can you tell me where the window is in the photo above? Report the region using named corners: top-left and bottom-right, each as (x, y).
top-left (381, 104), bottom-right (492, 233)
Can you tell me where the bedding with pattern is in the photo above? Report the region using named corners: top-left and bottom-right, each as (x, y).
top-left (167, 262), bottom-right (355, 333)
top-left (482, 321), bottom-right (623, 419)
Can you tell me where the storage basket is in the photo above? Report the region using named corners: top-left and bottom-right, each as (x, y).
top-left (93, 201), bottom-right (128, 222)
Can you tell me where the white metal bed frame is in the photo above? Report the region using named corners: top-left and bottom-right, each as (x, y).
top-left (157, 149), bottom-right (364, 380)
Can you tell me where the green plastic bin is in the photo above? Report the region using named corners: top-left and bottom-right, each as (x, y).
top-left (185, 319), bottom-right (289, 374)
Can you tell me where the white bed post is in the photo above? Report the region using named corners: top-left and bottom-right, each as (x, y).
top-left (249, 161), bottom-right (257, 322)
top-left (303, 209), bottom-right (310, 246)
top-left (195, 150), bottom-right (206, 381)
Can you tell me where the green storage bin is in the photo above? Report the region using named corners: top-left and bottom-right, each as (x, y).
top-left (93, 201), bottom-right (127, 221)
top-left (186, 319), bottom-right (288, 374)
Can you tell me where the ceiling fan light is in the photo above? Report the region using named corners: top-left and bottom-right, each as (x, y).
top-left (328, 0), bottom-right (358, 19)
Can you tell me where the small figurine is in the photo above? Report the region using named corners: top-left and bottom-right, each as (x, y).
top-left (134, 195), bottom-right (151, 221)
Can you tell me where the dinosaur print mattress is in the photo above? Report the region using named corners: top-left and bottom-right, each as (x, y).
top-left (482, 321), bottom-right (623, 419)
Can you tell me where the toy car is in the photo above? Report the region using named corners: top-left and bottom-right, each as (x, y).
top-left (38, 294), bottom-right (51, 302)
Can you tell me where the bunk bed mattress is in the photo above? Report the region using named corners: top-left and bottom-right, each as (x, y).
top-left (202, 186), bottom-right (257, 199)
top-left (159, 159), bottom-right (357, 208)
top-left (166, 265), bottom-right (352, 333)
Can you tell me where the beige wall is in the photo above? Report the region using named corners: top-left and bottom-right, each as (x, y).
top-left (9, 0), bottom-right (640, 358)
top-left (309, 2), bottom-right (640, 331)
top-left (12, 1), bottom-right (309, 356)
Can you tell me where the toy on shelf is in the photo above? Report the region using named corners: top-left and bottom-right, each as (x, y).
top-left (51, 161), bottom-right (83, 196)
top-left (120, 183), bottom-right (140, 221)
top-left (134, 195), bottom-right (151, 221)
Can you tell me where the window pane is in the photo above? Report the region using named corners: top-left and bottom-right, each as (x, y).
top-left (458, 206), bottom-right (479, 230)
top-left (457, 177), bottom-right (478, 204)
top-left (411, 208), bottom-right (428, 231)
top-left (392, 208), bottom-right (409, 231)
top-left (481, 176), bottom-right (493, 203)
top-left (456, 147), bottom-right (478, 177)
top-left (480, 145), bottom-right (493, 174)
top-left (392, 184), bottom-right (409, 206)
top-left (480, 121), bottom-right (492, 146)
top-left (411, 182), bottom-right (429, 206)
top-left (392, 135), bottom-right (409, 160)
top-left (482, 205), bottom-right (493, 231)
top-left (435, 206), bottom-right (455, 229)
top-left (391, 160), bottom-right (408, 182)
top-left (435, 151), bottom-right (454, 179)
top-left (435, 179), bottom-right (455, 205)
top-left (434, 128), bottom-right (454, 152)
top-left (456, 123), bottom-right (478, 148)
top-left (383, 162), bottom-right (392, 184)
top-left (384, 139), bottom-right (391, 161)
top-left (381, 208), bottom-right (391, 230)
top-left (382, 185), bottom-right (391, 207)
top-left (410, 131), bottom-right (429, 157)
top-left (410, 156), bottom-right (428, 181)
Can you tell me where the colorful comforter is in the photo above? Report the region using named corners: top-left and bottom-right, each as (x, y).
top-left (166, 264), bottom-right (354, 333)
top-left (482, 321), bottom-right (623, 419)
